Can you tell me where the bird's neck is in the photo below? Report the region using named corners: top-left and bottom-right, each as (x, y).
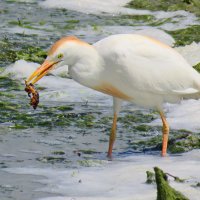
top-left (68, 45), bottom-right (104, 88)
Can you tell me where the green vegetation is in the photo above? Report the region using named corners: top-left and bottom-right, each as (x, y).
top-left (0, 38), bottom-right (47, 67)
top-left (154, 167), bottom-right (189, 200)
top-left (0, 76), bottom-right (22, 91)
top-left (122, 14), bottom-right (155, 21)
top-left (146, 171), bottom-right (155, 184)
top-left (1, 94), bottom-right (198, 155)
top-left (168, 133), bottom-right (200, 153)
top-left (127, 0), bottom-right (200, 46)
top-left (193, 62), bottom-right (200, 73)
top-left (0, 40), bottom-right (17, 66)
top-left (130, 129), bottom-right (200, 154)
top-left (168, 25), bottom-right (200, 46)
top-left (75, 114), bottom-right (95, 128)
top-left (36, 156), bottom-right (66, 164)
top-left (52, 151), bottom-right (65, 155)
top-left (127, 0), bottom-right (200, 16)
top-left (8, 18), bottom-right (46, 30)
top-left (78, 159), bottom-right (104, 167)
top-left (195, 183), bottom-right (200, 187)
top-left (16, 46), bottom-right (47, 63)
top-left (119, 111), bottom-right (156, 124)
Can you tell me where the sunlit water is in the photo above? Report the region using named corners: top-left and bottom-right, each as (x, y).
top-left (1, 0), bottom-right (200, 200)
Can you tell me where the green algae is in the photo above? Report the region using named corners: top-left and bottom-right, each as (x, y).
top-left (168, 133), bottom-right (200, 153)
top-left (127, 0), bottom-right (200, 16)
top-left (0, 79), bottom-right (198, 155)
top-left (0, 102), bottom-right (96, 129)
top-left (79, 149), bottom-right (97, 154)
top-left (195, 182), bottom-right (200, 187)
top-left (130, 129), bottom-right (200, 154)
top-left (0, 91), bottom-right (15, 98)
top-left (146, 171), bottom-right (156, 184)
top-left (65, 20), bottom-right (80, 24)
top-left (78, 159), bottom-right (104, 167)
top-left (135, 124), bottom-right (152, 132)
top-left (173, 176), bottom-right (185, 183)
top-left (103, 14), bottom-right (158, 27)
top-left (36, 156), bottom-right (66, 164)
top-left (8, 18), bottom-right (47, 31)
top-left (75, 114), bottom-right (95, 128)
top-left (0, 39), bottom-right (47, 66)
top-left (130, 134), bottom-right (162, 149)
top-left (62, 19), bottom-right (80, 30)
top-left (0, 40), bottom-right (17, 66)
top-left (52, 151), bottom-right (65, 155)
top-left (9, 20), bottom-right (32, 26)
top-left (0, 9), bottom-right (9, 14)
top-left (16, 46), bottom-right (47, 63)
top-left (168, 25), bottom-right (200, 46)
top-left (0, 76), bottom-right (23, 91)
top-left (63, 24), bottom-right (76, 30)
top-left (0, 101), bottom-right (19, 112)
top-left (122, 14), bottom-right (155, 21)
top-left (119, 111), bottom-right (156, 124)
top-left (193, 62), bottom-right (200, 73)
top-left (57, 106), bottom-right (74, 112)
top-left (13, 124), bottom-right (28, 129)
top-left (39, 20), bottom-right (46, 26)
top-left (127, 0), bottom-right (200, 47)
top-left (154, 167), bottom-right (189, 200)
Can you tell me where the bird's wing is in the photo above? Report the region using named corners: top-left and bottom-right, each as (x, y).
top-left (93, 34), bottom-right (200, 96)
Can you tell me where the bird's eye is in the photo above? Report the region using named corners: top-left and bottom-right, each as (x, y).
top-left (57, 53), bottom-right (63, 59)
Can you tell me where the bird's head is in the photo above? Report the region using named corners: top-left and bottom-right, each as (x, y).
top-left (26, 36), bottom-right (87, 84)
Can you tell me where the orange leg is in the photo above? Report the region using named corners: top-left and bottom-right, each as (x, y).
top-left (159, 112), bottom-right (169, 157)
top-left (107, 112), bottom-right (118, 159)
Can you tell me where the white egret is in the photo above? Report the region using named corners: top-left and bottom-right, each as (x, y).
top-left (26, 34), bottom-right (200, 158)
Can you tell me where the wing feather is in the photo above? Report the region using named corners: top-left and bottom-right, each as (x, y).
top-left (94, 34), bottom-right (200, 97)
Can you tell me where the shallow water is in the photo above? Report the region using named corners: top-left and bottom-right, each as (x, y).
top-left (3, 150), bottom-right (200, 200)
top-left (1, 0), bottom-right (200, 200)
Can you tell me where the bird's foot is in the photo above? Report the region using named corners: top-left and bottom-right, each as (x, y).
top-left (161, 152), bottom-right (168, 157)
top-left (107, 153), bottom-right (113, 161)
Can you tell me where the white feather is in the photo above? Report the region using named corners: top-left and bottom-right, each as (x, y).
top-left (91, 34), bottom-right (200, 108)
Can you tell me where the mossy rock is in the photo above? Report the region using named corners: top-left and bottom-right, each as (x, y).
top-left (154, 167), bottom-right (189, 200)
top-left (146, 170), bottom-right (156, 184)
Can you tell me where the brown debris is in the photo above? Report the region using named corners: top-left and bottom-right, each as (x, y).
top-left (25, 82), bottom-right (39, 109)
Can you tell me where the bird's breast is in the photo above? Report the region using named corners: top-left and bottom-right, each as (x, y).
top-left (93, 83), bottom-right (132, 101)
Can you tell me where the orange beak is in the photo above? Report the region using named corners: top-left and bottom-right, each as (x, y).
top-left (26, 60), bottom-right (58, 85)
